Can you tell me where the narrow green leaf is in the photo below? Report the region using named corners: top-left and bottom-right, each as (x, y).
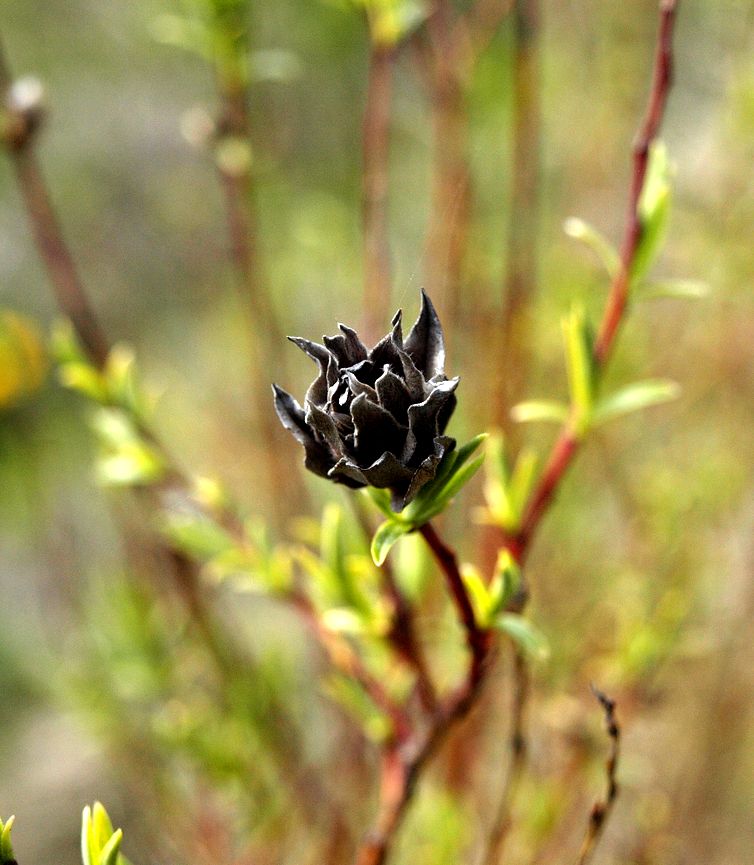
top-left (633, 141), bottom-right (672, 281)
top-left (100, 830), bottom-right (123, 865)
top-left (160, 514), bottom-right (236, 561)
top-left (592, 379), bottom-right (680, 426)
top-left (321, 503), bottom-right (369, 613)
top-left (0, 816), bottom-right (15, 864)
top-left (510, 400), bottom-right (569, 425)
top-left (460, 567), bottom-right (490, 624)
top-left (637, 279), bottom-right (709, 301)
top-left (81, 806), bottom-right (94, 865)
top-left (508, 448), bottom-right (538, 527)
top-left (563, 216), bottom-right (620, 277)
top-left (487, 551), bottom-right (522, 618)
top-left (494, 613), bottom-right (550, 660)
top-left (371, 520), bottom-right (411, 566)
top-left (449, 432), bottom-right (488, 471)
top-left (402, 433), bottom-right (487, 524)
top-left (364, 487), bottom-right (396, 519)
top-left (58, 362), bottom-right (108, 402)
top-left (411, 454), bottom-right (485, 525)
top-left (562, 306), bottom-right (595, 428)
top-left (92, 803), bottom-right (114, 859)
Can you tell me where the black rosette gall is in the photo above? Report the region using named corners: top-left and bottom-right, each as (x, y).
top-left (273, 291), bottom-right (458, 510)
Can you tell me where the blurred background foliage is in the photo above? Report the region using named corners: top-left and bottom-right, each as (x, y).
top-left (1, 1), bottom-right (753, 864)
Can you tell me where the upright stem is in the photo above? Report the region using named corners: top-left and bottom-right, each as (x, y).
top-left (593, 0), bottom-right (677, 363)
top-left (0, 41), bottom-right (108, 368)
top-left (362, 44), bottom-right (395, 344)
top-left (354, 520), bottom-right (493, 865)
top-left (419, 521), bottom-right (489, 685)
top-left (495, 0), bottom-right (541, 436)
top-left (505, 0), bottom-right (678, 562)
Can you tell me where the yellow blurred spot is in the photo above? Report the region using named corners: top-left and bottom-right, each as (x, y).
top-left (0, 310), bottom-right (48, 409)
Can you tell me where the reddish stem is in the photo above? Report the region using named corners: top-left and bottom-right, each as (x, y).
top-left (419, 522), bottom-right (489, 685)
top-left (507, 0), bottom-right (678, 562)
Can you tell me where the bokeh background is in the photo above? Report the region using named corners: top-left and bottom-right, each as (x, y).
top-left (1, 1), bottom-right (753, 863)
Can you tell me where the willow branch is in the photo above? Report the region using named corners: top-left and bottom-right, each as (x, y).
top-left (0, 39), bottom-right (108, 368)
top-left (0, 35), bottom-right (246, 688)
top-left (510, 0), bottom-right (678, 562)
top-left (354, 521), bottom-right (494, 865)
top-left (419, 521), bottom-right (489, 686)
top-left (576, 688), bottom-right (621, 865)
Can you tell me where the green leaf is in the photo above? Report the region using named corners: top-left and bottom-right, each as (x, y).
top-left (371, 519), bottom-right (411, 566)
top-left (320, 503), bottom-right (370, 613)
top-left (99, 831), bottom-right (123, 865)
top-left (633, 141), bottom-right (672, 281)
top-left (487, 551), bottom-right (522, 618)
top-left (81, 803), bottom-right (128, 865)
top-left (0, 816), bottom-right (16, 864)
top-left (478, 434), bottom-right (536, 533)
top-left (510, 400), bottom-right (569, 425)
top-left (637, 279), bottom-right (709, 301)
top-left (592, 379), bottom-right (680, 426)
top-left (508, 448), bottom-right (538, 527)
top-left (58, 361), bottom-right (108, 402)
top-left (160, 513), bottom-right (236, 561)
top-left (402, 434), bottom-right (487, 525)
top-left (364, 486), bottom-right (396, 519)
top-left (562, 306), bottom-right (595, 436)
top-left (460, 566), bottom-right (489, 623)
top-left (493, 613), bottom-right (550, 661)
top-left (563, 217), bottom-right (620, 277)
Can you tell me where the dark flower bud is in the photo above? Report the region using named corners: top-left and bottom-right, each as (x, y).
top-left (273, 290), bottom-right (458, 510)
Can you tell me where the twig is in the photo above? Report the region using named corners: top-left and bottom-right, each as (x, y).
top-left (508, 0), bottom-right (679, 562)
top-left (362, 43), bottom-right (396, 343)
top-left (480, 647), bottom-right (529, 865)
top-left (576, 687), bottom-right (621, 865)
top-left (0, 33), bottom-right (248, 691)
top-left (419, 521), bottom-right (489, 685)
top-left (0, 38), bottom-right (108, 368)
top-left (354, 520), bottom-right (494, 865)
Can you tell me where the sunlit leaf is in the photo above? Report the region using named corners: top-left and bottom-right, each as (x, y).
top-left (493, 614), bottom-right (550, 661)
top-left (562, 305), bottom-right (595, 431)
top-left (592, 379), bottom-right (680, 426)
top-left (637, 279), bottom-right (710, 301)
top-left (563, 217), bottom-right (620, 277)
top-left (0, 816), bottom-right (16, 865)
top-left (633, 141), bottom-right (672, 281)
top-left (371, 519), bottom-right (411, 566)
top-left (511, 400), bottom-right (569, 425)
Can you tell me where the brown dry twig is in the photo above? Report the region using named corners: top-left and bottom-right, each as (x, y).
top-left (576, 687), bottom-right (621, 865)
